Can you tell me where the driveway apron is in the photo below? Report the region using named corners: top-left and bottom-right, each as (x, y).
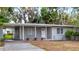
top-left (0, 41), bottom-right (44, 51)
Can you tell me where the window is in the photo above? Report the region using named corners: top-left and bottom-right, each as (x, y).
top-left (57, 28), bottom-right (63, 34)
top-left (61, 28), bottom-right (63, 34)
top-left (57, 28), bottom-right (60, 34)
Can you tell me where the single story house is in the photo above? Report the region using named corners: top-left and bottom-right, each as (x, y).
top-left (0, 23), bottom-right (78, 40)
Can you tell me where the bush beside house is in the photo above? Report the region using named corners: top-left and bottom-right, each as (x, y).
top-left (65, 30), bottom-right (74, 40)
top-left (73, 32), bottom-right (79, 40)
top-left (0, 32), bottom-right (13, 47)
top-left (65, 30), bottom-right (79, 40)
top-left (3, 33), bottom-right (13, 40)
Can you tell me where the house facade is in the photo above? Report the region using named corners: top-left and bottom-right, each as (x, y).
top-left (1, 23), bottom-right (77, 40)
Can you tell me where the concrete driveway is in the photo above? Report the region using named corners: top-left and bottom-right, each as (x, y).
top-left (0, 41), bottom-right (44, 51)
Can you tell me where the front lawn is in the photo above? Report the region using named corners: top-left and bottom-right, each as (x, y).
top-left (28, 40), bottom-right (79, 51)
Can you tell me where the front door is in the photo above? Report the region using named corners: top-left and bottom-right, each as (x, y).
top-left (41, 28), bottom-right (46, 38)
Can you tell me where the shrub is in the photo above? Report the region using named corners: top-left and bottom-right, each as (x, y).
top-left (3, 34), bottom-right (13, 40)
top-left (73, 32), bottom-right (79, 36)
top-left (65, 30), bottom-right (74, 40)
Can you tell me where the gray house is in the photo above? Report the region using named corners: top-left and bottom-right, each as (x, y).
top-left (0, 23), bottom-right (78, 40)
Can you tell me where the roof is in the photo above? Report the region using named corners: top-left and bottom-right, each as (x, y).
top-left (4, 23), bottom-right (76, 28)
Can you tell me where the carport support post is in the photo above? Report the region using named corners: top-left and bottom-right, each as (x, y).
top-left (46, 26), bottom-right (47, 39)
top-left (22, 26), bottom-right (24, 40)
top-left (35, 26), bottom-right (36, 38)
top-left (19, 26), bottom-right (21, 40)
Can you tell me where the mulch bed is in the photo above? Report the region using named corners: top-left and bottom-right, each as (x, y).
top-left (28, 40), bottom-right (79, 51)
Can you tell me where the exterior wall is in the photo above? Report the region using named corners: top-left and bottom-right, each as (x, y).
top-left (0, 28), bottom-right (3, 38)
top-left (41, 27), bottom-right (47, 39)
top-left (47, 27), bottom-right (52, 39)
top-left (14, 27), bottom-right (20, 39)
top-left (24, 27), bottom-right (35, 39)
top-left (52, 27), bottom-right (75, 40)
top-left (14, 26), bottom-right (47, 40)
top-left (14, 26), bottom-right (23, 40)
top-left (36, 27), bottom-right (41, 38)
top-left (24, 27), bottom-right (47, 40)
top-left (14, 26), bottom-right (76, 40)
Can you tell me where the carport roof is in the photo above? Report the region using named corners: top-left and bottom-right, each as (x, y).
top-left (4, 23), bottom-right (76, 27)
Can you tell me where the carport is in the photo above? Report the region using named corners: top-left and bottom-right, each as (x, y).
top-left (4, 23), bottom-right (52, 40)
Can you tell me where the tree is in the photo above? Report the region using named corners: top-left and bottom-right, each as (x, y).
top-left (0, 7), bottom-right (10, 26)
top-left (70, 7), bottom-right (79, 26)
top-left (8, 7), bottom-right (27, 23)
top-left (41, 7), bottom-right (48, 23)
top-left (41, 7), bottom-right (60, 24)
top-left (0, 7), bottom-right (79, 25)
top-left (27, 7), bottom-right (40, 23)
top-left (7, 7), bottom-right (40, 23)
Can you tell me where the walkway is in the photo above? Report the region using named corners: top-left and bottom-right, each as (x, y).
top-left (0, 41), bottom-right (44, 51)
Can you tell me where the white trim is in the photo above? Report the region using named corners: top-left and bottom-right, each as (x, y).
top-left (4, 23), bottom-right (75, 28)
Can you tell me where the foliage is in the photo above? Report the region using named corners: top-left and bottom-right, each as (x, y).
top-left (0, 7), bottom-right (79, 25)
top-left (0, 7), bottom-right (10, 26)
top-left (65, 30), bottom-right (74, 40)
top-left (0, 16), bottom-right (9, 27)
top-left (0, 16), bottom-right (9, 23)
top-left (68, 18), bottom-right (77, 25)
top-left (73, 32), bottom-right (79, 36)
top-left (0, 37), bottom-right (5, 42)
top-left (39, 7), bottom-right (78, 25)
top-left (7, 7), bottom-right (40, 23)
top-left (41, 7), bottom-right (49, 23)
top-left (65, 30), bottom-right (79, 40)
top-left (41, 7), bottom-right (59, 24)
top-left (3, 34), bottom-right (13, 40)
